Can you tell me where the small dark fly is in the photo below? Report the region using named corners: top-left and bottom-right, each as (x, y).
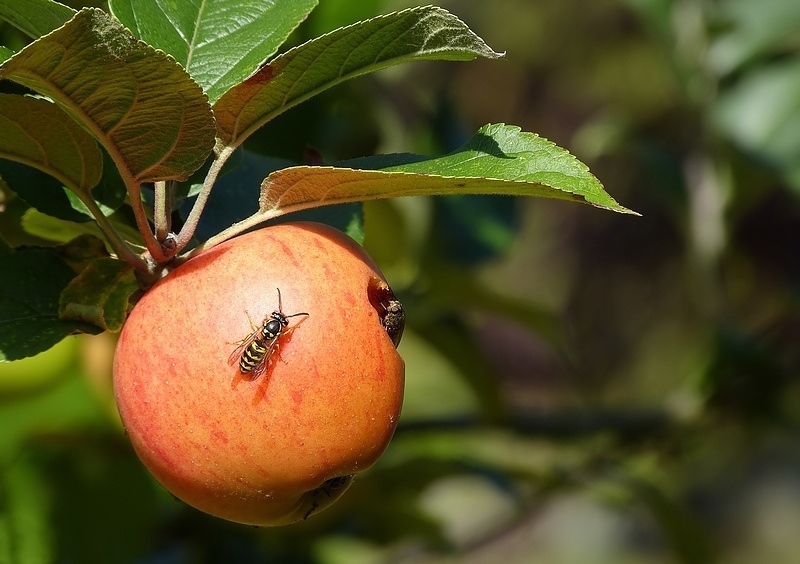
top-left (381, 298), bottom-right (405, 348)
top-left (228, 289), bottom-right (308, 380)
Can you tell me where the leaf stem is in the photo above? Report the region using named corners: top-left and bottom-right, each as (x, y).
top-left (153, 180), bottom-right (171, 241)
top-left (180, 209), bottom-right (277, 261)
top-left (173, 144), bottom-right (236, 254)
top-left (73, 192), bottom-right (150, 272)
top-left (123, 175), bottom-right (168, 263)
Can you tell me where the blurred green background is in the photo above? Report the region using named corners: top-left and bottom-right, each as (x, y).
top-left (2, 0), bottom-right (800, 562)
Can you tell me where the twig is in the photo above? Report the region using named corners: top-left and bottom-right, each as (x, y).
top-left (173, 144), bottom-right (236, 254)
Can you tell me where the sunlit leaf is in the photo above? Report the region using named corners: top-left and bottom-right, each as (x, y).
top-left (214, 5), bottom-right (502, 146)
top-left (179, 149), bottom-right (364, 242)
top-left (0, 94), bottom-right (102, 194)
top-left (109, 0), bottom-right (318, 104)
top-left (59, 257), bottom-right (138, 332)
top-left (0, 45), bottom-right (12, 63)
top-left (258, 124), bottom-right (635, 218)
top-left (0, 0), bottom-right (75, 39)
top-left (0, 8), bottom-right (216, 183)
top-left (21, 208), bottom-right (144, 250)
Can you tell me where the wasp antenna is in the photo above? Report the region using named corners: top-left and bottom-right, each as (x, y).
top-left (276, 287), bottom-right (283, 311)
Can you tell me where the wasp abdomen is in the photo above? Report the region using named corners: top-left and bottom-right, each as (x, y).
top-left (240, 339), bottom-right (270, 374)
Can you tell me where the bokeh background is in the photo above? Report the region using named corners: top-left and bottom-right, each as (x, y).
top-left (2, 0), bottom-right (800, 562)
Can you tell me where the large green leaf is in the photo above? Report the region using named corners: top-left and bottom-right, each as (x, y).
top-left (0, 249), bottom-right (99, 362)
top-left (0, 94), bottom-right (102, 194)
top-left (178, 149), bottom-right (363, 242)
top-left (214, 5), bottom-right (502, 147)
top-left (0, 8), bottom-right (216, 184)
top-left (0, 0), bottom-right (74, 39)
top-left (258, 124), bottom-right (635, 217)
top-left (109, 0), bottom-right (318, 104)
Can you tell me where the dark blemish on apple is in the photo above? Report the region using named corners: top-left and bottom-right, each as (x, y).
top-left (303, 475), bottom-right (354, 519)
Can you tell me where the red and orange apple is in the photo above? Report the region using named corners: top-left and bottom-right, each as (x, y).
top-left (113, 222), bottom-right (405, 526)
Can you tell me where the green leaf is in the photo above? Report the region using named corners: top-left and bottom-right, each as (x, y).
top-left (93, 151), bottom-right (127, 212)
top-left (54, 233), bottom-right (109, 272)
top-left (0, 46), bottom-right (12, 64)
top-left (178, 149), bottom-right (363, 242)
top-left (0, 94), bottom-right (103, 194)
top-left (109, 0), bottom-right (318, 104)
top-left (59, 257), bottom-right (138, 332)
top-left (258, 124), bottom-right (636, 217)
top-left (0, 0), bottom-right (75, 39)
top-left (0, 159), bottom-right (92, 223)
top-left (214, 5), bottom-right (502, 147)
top-left (0, 248), bottom-right (99, 362)
top-left (0, 8), bottom-right (216, 184)
top-left (21, 208), bottom-right (144, 249)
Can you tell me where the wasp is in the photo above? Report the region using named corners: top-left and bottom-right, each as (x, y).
top-left (228, 289), bottom-right (309, 380)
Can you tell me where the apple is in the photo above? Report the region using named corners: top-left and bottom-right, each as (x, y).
top-left (113, 222), bottom-right (405, 526)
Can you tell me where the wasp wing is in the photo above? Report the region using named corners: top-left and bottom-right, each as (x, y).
top-left (228, 329), bottom-right (259, 367)
top-left (249, 322), bottom-right (300, 380)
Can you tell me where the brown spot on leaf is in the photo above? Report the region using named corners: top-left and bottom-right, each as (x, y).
top-left (245, 63), bottom-right (275, 86)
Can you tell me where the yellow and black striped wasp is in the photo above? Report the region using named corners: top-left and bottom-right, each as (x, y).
top-left (228, 288), bottom-right (309, 380)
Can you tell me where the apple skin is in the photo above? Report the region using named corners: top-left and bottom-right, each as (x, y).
top-left (113, 222), bottom-right (404, 526)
